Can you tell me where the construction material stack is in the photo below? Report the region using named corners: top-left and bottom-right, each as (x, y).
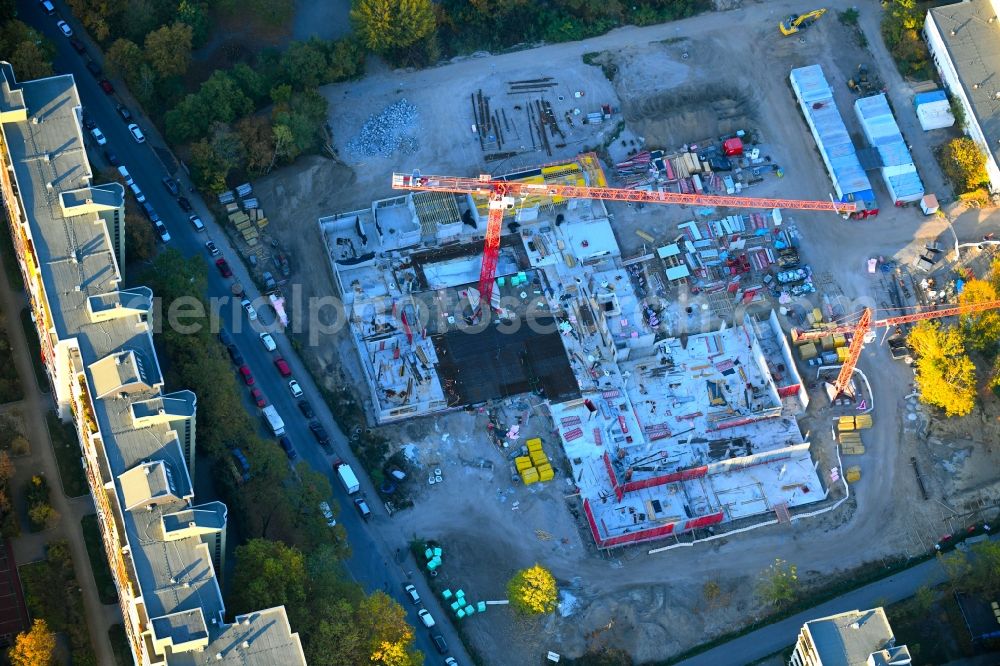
top-left (516, 438), bottom-right (554, 484)
top-left (836, 414), bottom-right (872, 455)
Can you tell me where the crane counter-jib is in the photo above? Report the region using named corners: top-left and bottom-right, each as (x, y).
top-left (793, 299), bottom-right (1000, 342)
top-left (391, 173), bottom-right (858, 213)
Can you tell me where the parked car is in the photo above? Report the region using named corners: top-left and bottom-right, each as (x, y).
top-left (431, 635), bottom-right (448, 655)
top-left (90, 127), bottom-right (106, 146)
top-left (309, 421), bottom-right (329, 446)
top-left (417, 609), bottom-right (435, 628)
top-left (218, 327), bottom-right (233, 346)
top-left (99, 79), bottom-right (114, 94)
top-left (129, 183), bottom-right (145, 203)
top-left (177, 197), bottom-right (193, 212)
top-left (85, 61), bottom-right (101, 78)
top-left (403, 584), bottom-right (420, 604)
top-left (241, 298), bottom-right (257, 321)
top-left (239, 365), bottom-right (254, 386)
top-left (353, 497), bottom-right (371, 520)
top-left (39, 0), bottom-right (55, 15)
top-left (117, 165), bottom-right (133, 186)
top-left (81, 112), bottom-right (96, 130)
top-left (103, 150), bottom-right (119, 167)
top-left (278, 436), bottom-right (298, 461)
top-left (297, 400), bottom-right (314, 418)
top-left (161, 177), bottom-right (179, 196)
top-left (154, 221), bottom-right (170, 243)
top-left (188, 214), bottom-right (205, 232)
top-left (116, 104), bottom-right (132, 122)
top-left (319, 501), bottom-right (336, 527)
top-left (205, 240), bottom-right (220, 257)
top-left (250, 387), bottom-right (266, 408)
top-left (227, 344), bottom-right (243, 365)
top-left (445, 658), bottom-right (458, 666)
top-left (56, 20), bottom-right (73, 37)
top-left (128, 123), bottom-right (145, 143)
top-left (69, 37), bottom-right (85, 54)
top-left (274, 357), bottom-right (291, 377)
top-left (215, 258), bottom-right (232, 278)
top-left (288, 380), bottom-right (303, 398)
top-left (259, 332), bottom-right (276, 351)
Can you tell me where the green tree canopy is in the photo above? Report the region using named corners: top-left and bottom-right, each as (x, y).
top-left (144, 23), bottom-right (194, 78)
top-left (231, 539), bottom-right (308, 619)
top-left (0, 21), bottom-right (56, 81)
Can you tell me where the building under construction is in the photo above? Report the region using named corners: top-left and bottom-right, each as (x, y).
top-left (320, 154), bottom-right (826, 548)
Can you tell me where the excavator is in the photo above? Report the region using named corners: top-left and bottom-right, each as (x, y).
top-left (779, 8), bottom-right (827, 36)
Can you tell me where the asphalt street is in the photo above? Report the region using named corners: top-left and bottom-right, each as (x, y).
top-left (16, 1), bottom-right (469, 663)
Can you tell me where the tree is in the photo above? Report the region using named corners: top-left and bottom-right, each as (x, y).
top-left (355, 592), bottom-right (422, 666)
top-left (351, 0), bottom-right (436, 57)
top-left (9, 618), bottom-right (56, 666)
top-left (125, 208), bottom-right (157, 265)
top-left (247, 0), bottom-right (295, 24)
top-left (0, 450), bottom-right (14, 483)
top-left (236, 116), bottom-right (277, 175)
top-left (942, 137), bottom-right (989, 193)
top-left (507, 563), bottom-right (558, 614)
top-left (230, 539), bottom-right (308, 621)
top-left (28, 503), bottom-right (59, 530)
top-left (909, 320), bottom-right (977, 416)
top-left (958, 279), bottom-right (1000, 351)
top-left (565, 647), bottom-right (633, 666)
top-left (756, 558), bottom-right (799, 608)
top-left (177, 0), bottom-right (210, 47)
top-left (188, 139), bottom-right (231, 192)
top-left (281, 40), bottom-right (331, 90)
top-left (105, 38), bottom-right (144, 83)
top-left (144, 23), bottom-right (194, 78)
top-left (0, 21), bottom-right (56, 81)
top-left (967, 540), bottom-right (1000, 600)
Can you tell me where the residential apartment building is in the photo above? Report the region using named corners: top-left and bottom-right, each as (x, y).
top-left (924, 0), bottom-right (1000, 192)
top-left (0, 63), bottom-right (306, 665)
top-left (789, 608), bottom-right (911, 666)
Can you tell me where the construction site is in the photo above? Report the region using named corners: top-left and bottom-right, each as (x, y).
top-left (253, 2), bottom-right (1000, 663)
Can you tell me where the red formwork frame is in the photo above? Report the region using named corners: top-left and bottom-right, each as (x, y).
top-left (583, 499), bottom-right (725, 548)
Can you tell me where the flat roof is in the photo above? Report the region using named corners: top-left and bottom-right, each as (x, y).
top-left (804, 608), bottom-right (897, 666)
top-left (928, 0), bottom-right (1000, 170)
top-left (0, 65), bottom-right (304, 663)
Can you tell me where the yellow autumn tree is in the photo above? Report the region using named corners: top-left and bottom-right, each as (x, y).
top-left (959, 279), bottom-right (1000, 350)
top-left (909, 320), bottom-right (977, 416)
top-left (351, 0), bottom-right (435, 56)
top-left (941, 137), bottom-right (989, 193)
top-left (9, 618), bottom-right (56, 666)
top-left (507, 564), bottom-right (558, 615)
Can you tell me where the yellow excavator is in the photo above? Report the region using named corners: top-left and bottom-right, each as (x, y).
top-left (779, 8), bottom-right (827, 36)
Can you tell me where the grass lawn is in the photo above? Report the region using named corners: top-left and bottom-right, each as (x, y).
top-left (81, 514), bottom-right (118, 604)
top-left (46, 411), bottom-right (89, 498)
top-left (108, 624), bottom-right (131, 666)
top-left (19, 550), bottom-right (96, 665)
top-left (0, 307), bottom-right (23, 404)
top-left (18, 308), bottom-right (48, 392)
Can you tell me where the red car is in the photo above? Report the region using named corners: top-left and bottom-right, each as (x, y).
top-left (69, 37), bottom-right (85, 54)
top-left (250, 387), bottom-right (266, 408)
top-left (239, 365), bottom-right (254, 386)
top-left (99, 79), bottom-right (114, 95)
top-left (274, 357), bottom-right (291, 377)
top-left (215, 258), bottom-right (232, 278)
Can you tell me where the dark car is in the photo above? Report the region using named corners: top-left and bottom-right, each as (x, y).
top-left (85, 61), bottom-right (102, 78)
top-left (116, 104), bottom-right (132, 122)
top-left (250, 387), bottom-right (266, 408)
top-left (274, 357), bottom-right (292, 377)
top-left (278, 436), bottom-right (298, 461)
top-left (161, 177), bottom-right (179, 196)
top-left (215, 258), bottom-right (232, 278)
top-left (227, 344), bottom-right (244, 366)
top-left (297, 400), bottom-right (314, 418)
top-left (353, 497), bottom-right (371, 520)
top-left (69, 37), bottom-right (85, 54)
top-left (81, 112), bottom-right (96, 131)
top-left (431, 635), bottom-right (448, 655)
top-left (103, 150), bottom-right (119, 167)
top-left (309, 421), bottom-right (329, 446)
top-left (218, 327), bottom-right (233, 346)
top-left (141, 201), bottom-right (156, 219)
top-left (99, 79), bottom-right (114, 94)
top-left (176, 196), bottom-right (193, 212)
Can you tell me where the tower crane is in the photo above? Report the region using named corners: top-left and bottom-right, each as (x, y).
top-left (792, 299), bottom-right (1000, 399)
top-left (392, 171), bottom-right (858, 316)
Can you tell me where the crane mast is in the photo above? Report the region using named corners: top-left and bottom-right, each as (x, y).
top-left (392, 172), bottom-right (857, 314)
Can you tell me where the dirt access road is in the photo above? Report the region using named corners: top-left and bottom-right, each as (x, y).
top-left (250, 1), bottom-right (988, 662)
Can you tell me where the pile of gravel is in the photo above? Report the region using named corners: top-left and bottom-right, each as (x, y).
top-left (347, 99), bottom-right (419, 158)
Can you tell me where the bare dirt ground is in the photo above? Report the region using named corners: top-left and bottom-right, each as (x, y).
top-left (252, 1), bottom-right (1000, 663)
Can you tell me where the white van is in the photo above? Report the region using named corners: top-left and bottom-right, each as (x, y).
top-left (117, 165), bottom-right (133, 186)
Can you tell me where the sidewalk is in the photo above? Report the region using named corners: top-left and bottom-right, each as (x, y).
top-left (0, 259), bottom-right (116, 663)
